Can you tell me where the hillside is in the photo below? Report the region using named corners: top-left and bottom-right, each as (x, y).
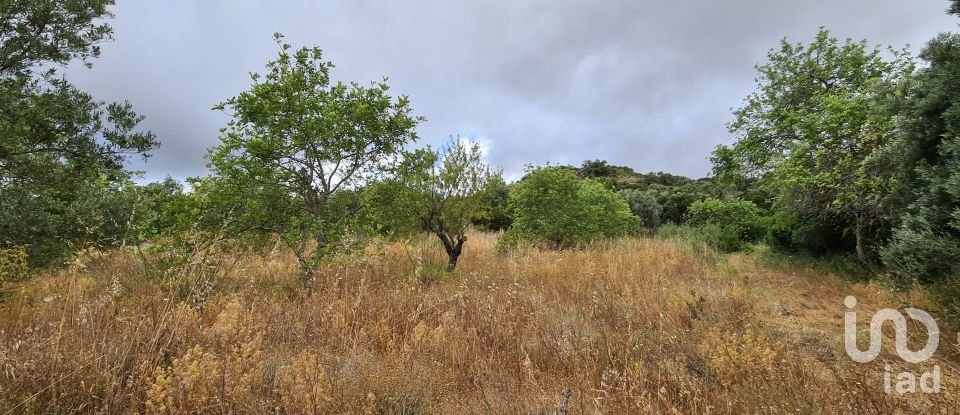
top-left (0, 235), bottom-right (955, 413)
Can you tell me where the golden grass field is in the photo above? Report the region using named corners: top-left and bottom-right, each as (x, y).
top-left (0, 233), bottom-right (956, 414)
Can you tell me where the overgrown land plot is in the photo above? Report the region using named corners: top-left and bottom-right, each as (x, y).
top-left (0, 234), bottom-right (956, 413)
top-left (4, 0), bottom-right (960, 413)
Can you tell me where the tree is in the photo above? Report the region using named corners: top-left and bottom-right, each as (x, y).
top-left (205, 34), bottom-right (422, 291)
top-left (505, 166), bottom-right (637, 249)
top-left (374, 139), bottom-right (496, 271)
top-left (0, 0), bottom-right (114, 75)
top-left (136, 177), bottom-right (190, 239)
top-left (472, 174), bottom-right (513, 232)
top-left (618, 189), bottom-right (662, 229)
top-left (578, 159), bottom-right (616, 178)
top-left (0, 0), bottom-right (158, 266)
top-left (878, 32), bottom-right (960, 281)
top-left (647, 183), bottom-right (716, 225)
top-left (712, 28), bottom-right (914, 261)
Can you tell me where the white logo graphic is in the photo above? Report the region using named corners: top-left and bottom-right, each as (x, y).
top-left (844, 296), bottom-right (939, 363)
top-left (843, 295), bottom-right (941, 394)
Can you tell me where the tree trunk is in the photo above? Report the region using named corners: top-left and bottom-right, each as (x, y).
top-left (302, 267), bottom-right (316, 296)
top-left (438, 233), bottom-right (466, 272)
top-left (854, 215), bottom-right (866, 262)
top-left (446, 252), bottom-right (460, 272)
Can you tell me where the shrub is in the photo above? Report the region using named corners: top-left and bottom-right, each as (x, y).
top-left (697, 223), bottom-right (748, 253)
top-left (618, 189), bottom-right (663, 229)
top-left (473, 175), bottom-right (514, 232)
top-left (506, 167), bottom-right (638, 249)
top-left (686, 198), bottom-right (765, 242)
top-left (0, 247), bottom-right (29, 285)
top-left (881, 218), bottom-right (960, 283)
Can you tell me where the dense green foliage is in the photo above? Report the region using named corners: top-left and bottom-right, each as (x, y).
top-left (687, 198), bottom-right (764, 240)
top-left (503, 167), bottom-right (637, 249)
top-left (472, 175), bottom-right (513, 232)
top-left (681, 198), bottom-right (764, 252)
top-left (713, 28), bottom-right (914, 261)
top-left (877, 32), bottom-right (960, 282)
top-left (0, 0), bottom-right (158, 267)
top-left (618, 189), bottom-right (662, 229)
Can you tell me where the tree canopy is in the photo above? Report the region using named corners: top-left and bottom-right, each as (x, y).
top-left (879, 32), bottom-right (960, 281)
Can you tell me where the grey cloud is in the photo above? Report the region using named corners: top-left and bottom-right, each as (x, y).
top-left (64, 0), bottom-right (958, 183)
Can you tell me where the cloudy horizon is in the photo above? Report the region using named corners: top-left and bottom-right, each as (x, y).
top-left (65, 0), bottom-right (958, 183)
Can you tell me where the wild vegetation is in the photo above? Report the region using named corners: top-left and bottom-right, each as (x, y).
top-left (1, 235), bottom-right (957, 413)
top-left (3, 0), bottom-right (960, 413)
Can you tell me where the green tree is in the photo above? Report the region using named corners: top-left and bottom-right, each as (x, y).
top-left (0, 0), bottom-right (114, 75)
top-left (686, 198), bottom-right (765, 241)
top-left (578, 159), bottom-right (616, 178)
top-left (505, 166), bottom-right (636, 249)
top-left (618, 189), bottom-right (662, 229)
top-left (0, 0), bottom-right (158, 266)
top-left (136, 177), bottom-right (190, 239)
top-left (374, 139), bottom-right (496, 271)
top-left (472, 174), bottom-right (513, 232)
top-left (712, 28), bottom-right (914, 261)
top-left (648, 183), bottom-right (715, 225)
top-left (205, 34), bottom-right (422, 291)
top-left (878, 32), bottom-right (960, 281)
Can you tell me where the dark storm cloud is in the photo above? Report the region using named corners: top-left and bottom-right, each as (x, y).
top-left (64, 0), bottom-right (958, 182)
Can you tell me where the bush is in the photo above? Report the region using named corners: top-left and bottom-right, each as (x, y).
top-left (0, 247), bottom-right (29, 285)
top-left (881, 219), bottom-right (960, 283)
top-left (697, 223), bottom-right (748, 253)
top-left (507, 167), bottom-right (638, 249)
top-left (686, 198), bottom-right (765, 242)
top-left (618, 189), bottom-right (663, 229)
top-left (473, 175), bottom-right (513, 232)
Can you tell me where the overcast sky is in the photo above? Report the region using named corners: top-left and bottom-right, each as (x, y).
top-left (65, 0), bottom-right (958, 182)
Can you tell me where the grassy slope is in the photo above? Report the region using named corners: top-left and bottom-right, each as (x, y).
top-left (0, 234), bottom-right (956, 413)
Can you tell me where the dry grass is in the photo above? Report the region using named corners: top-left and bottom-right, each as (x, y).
top-left (0, 234), bottom-right (957, 414)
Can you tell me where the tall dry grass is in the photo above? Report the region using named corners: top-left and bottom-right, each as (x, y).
top-left (0, 234), bottom-right (956, 414)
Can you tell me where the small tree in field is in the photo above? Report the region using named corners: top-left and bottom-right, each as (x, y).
top-left (371, 139), bottom-right (496, 271)
top-left (205, 34), bottom-right (422, 292)
top-left (505, 166), bottom-right (637, 250)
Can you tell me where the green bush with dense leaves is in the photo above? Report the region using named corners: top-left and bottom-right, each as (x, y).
top-left (880, 218), bottom-right (960, 283)
top-left (618, 189), bottom-right (663, 229)
top-left (503, 167), bottom-right (638, 250)
top-left (0, 247), bottom-right (28, 286)
top-left (686, 198), bottom-right (765, 240)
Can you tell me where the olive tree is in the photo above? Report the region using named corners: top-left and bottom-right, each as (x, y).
top-left (618, 189), bottom-right (662, 229)
top-left (369, 139), bottom-right (496, 271)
